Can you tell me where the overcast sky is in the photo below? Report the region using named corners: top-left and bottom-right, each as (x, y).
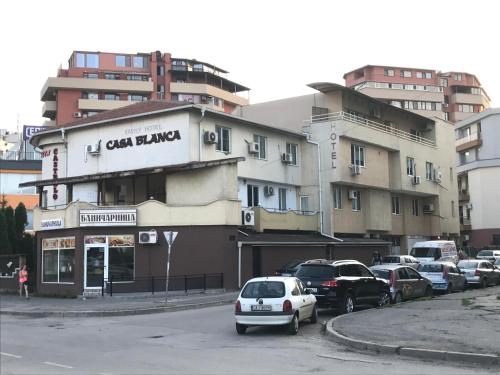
top-left (2, 0), bottom-right (498, 132)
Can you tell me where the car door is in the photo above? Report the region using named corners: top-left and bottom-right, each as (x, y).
top-left (357, 264), bottom-right (380, 303)
top-left (448, 265), bottom-right (462, 291)
top-left (339, 264), bottom-right (365, 302)
top-left (481, 262), bottom-right (495, 285)
top-left (406, 267), bottom-right (425, 297)
top-left (297, 280), bottom-right (315, 318)
top-left (396, 267), bottom-right (413, 300)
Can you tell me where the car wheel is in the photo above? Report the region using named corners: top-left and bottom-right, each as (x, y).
top-left (342, 294), bottom-right (355, 314)
top-left (424, 286), bottom-right (433, 297)
top-left (235, 323), bottom-right (247, 335)
top-left (310, 304), bottom-right (318, 324)
top-left (393, 292), bottom-right (403, 304)
top-left (446, 283), bottom-right (452, 294)
top-left (288, 314), bottom-right (299, 335)
top-left (375, 291), bottom-right (390, 307)
top-left (481, 278), bottom-right (487, 289)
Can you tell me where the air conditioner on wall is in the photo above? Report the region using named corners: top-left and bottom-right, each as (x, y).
top-left (203, 131), bottom-right (218, 144)
top-left (241, 208), bottom-right (255, 226)
top-left (248, 142), bottom-right (260, 154)
top-left (350, 164), bottom-right (360, 175)
top-left (86, 143), bottom-right (101, 155)
top-left (264, 185), bottom-right (274, 196)
top-left (434, 170), bottom-right (442, 183)
top-left (465, 203), bottom-right (473, 209)
top-left (73, 112), bottom-right (82, 118)
top-left (412, 176), bottom-right (421, 185)
top-left (423, 204), bottom-right (434, 213)
top-left (463, 234), bottom-right (470, 241)
top-left (348, 190), bottom-right (356, 200)
top-left (139, 230), bottom-right (158, 244)
top-left (281, 153), bottom-right (292, 163)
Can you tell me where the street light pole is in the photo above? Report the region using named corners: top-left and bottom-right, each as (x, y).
top-left (165, 242), bottom-right (171, 303)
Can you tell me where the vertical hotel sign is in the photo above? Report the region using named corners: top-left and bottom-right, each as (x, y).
top-left (330, 123), bottom-right (337, 169)
top-left (52, 148), bottom-right (59, 200)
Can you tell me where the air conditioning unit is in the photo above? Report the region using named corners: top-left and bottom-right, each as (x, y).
top-left (412, 176), bottom-right (421, 185)
top-left (264, 185), bottom-right (274, 196)
top-left (241, 208), bottom-right (255, 226)
top-left (248, 142), bottom-right (260, 154)
top-left (139, 230), bottom-right (158, 244)
top-left (86, 143), bottom-right (101, 155)
top-left (465, 203), bottom-right (473, 210)
top-left (350, 164), bottom-right (361, 175)
top-left (281, 153), bottom-right (292, 163)
top-left (348, 190), bottom-right (357, 200)
top-left (73, 112), bottom-right (82, 118)
top-left (463, 234), bottom-right (470, 241)
top-left (423, 204), bottom-right (434, 213)
top-left (434, 170), bottom-right (442, 183)
top-left (443, 103), bottom-right (449, 108)
top-left (203, 131), bottom-right (218, 144)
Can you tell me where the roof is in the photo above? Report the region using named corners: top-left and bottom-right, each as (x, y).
top-left (243, 276), bottom-right (294, 283)
top-left (172, 57), bottom-right (229, 74)
top-left (307, 82), bottom-right (435, 124)
top-left (455, 108), bottom-right (500, 129)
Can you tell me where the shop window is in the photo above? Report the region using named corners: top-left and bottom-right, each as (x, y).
top-left (108, 235), bottom-right (134, 282)
top-left (42, 237), bottom-right (75, 283)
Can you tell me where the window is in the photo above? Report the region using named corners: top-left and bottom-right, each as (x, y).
top-left (392, 196), bottom-right (400, 215)
top-left (253, 135), bottom-right (267, 159)
top-left (425, 72), bottom-right (432, 79)
top-left (454, 73), bottom-right (462, 81)
top-left (412, 199), bottom-right (419, 216)
top-left (350, 144), bottom-right (365, 167)
top-left (42, 237), bottom-right (75, 283)
top-left (459, 104), bottom-right (474, 113)
top-left (384, 69), bottom-right (394, 77)
top-left (83, 92), bottom-right (99, 100)
top-left (450, 167), bottom-right (453, 182)
top-left (286, 143), bottom-right (298, 165)
top-left (312, 106), bottom-right (329, 122)
top-left (451, 200), bottom-right (455, 217)
top-left (401, 70), bottom-right (412, 78)
top-left (75, 53), bottom-right (99, 68)
top-left (157, 65), bottom-right (165, 76)
top-left (471, 87), bottom-right (480, 95)
top-left (104, 93), bottom-right (119, 101)
top-left (216, 126), bottom-right (231, 153)
top-left (440, 78), bottom-right (448, 87)
top-left (406, 157), bottom-right (415, 176)
top-left (300, 196), bottom-right (309, 213)
top-left (416, 72), bottom-right (423, 79)
top-left (279, 188), bottom-right (287, 211)
top-left (391, 83), bottom-right (403, 89)
top-left (109, 237), bottom-right (134, 282)
top-left (127, 74), bottom-right (147, 81)
top-left (247, 185), bottom-right (259, 207)
top-left (128, 94), bottom-right (147, 102)
top-left (426, 162), bottom-right (433, 180)
top-left (84, 72), bottom-right (98, 79)
top-left (352, 190), bottom-right (361, 211)
top-left (116, 55), bottom-right (128, 67)
top-left (133, 55), bottom-right (146, 68)
top-left (334, 187), bottom-right (342, 209)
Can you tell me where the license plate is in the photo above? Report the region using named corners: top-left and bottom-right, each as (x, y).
top-left (308, 288), bottom-right (318, 293)
top-left (251, 304), bottom-right (272, 311)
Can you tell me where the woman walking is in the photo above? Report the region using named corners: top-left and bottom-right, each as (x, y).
top-left (19, 265), bottom-right (29, 299)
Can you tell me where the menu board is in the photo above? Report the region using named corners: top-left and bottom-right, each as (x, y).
top-left (108, 235), bottom-right (134, 247)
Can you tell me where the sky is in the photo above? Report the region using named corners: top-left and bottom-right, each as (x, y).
top-left (2, 0), bottom-right (499, 132)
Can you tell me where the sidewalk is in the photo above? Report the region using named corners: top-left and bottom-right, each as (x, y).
top-left (0, 290), bottom-right (239, 317)
top-left (325, 285), bottom-right (500, 365)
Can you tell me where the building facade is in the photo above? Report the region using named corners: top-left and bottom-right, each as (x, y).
top-left (238, 83), bottom-right (460, 254)
top-left (344, 65), bottom-right (490, 123)
top-left (24, 101), bottom-right (388, 296)
top-left (455, 108), bottom-right (500, 248)
top-left (41, 51), bottom-right (250, 127)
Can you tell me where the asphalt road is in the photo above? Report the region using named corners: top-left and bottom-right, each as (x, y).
top-left (0, 305), bottom-right (497, 375)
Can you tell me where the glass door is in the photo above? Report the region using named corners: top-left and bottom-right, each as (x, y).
top-left (84, 245), bottom-right (107, 288)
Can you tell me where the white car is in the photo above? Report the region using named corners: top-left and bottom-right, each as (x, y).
top-left (234, 276), bottom-right (317, 335)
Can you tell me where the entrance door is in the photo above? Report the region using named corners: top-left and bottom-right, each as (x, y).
top-left (84, 244), bottom-right (107, 288)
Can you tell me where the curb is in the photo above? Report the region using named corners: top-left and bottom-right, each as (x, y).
top-left (0, 298), bottom-right (235, 318)
top-left (324, 313), bottom-right (500, 366)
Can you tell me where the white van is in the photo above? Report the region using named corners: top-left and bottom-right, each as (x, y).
top-left (410, 241), bottom-right (458, 263)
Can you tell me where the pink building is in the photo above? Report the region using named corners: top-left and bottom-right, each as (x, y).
top-left (41, 51), bottom-right (250, 127)
top-left (344, 65), bottom-right (490, 123)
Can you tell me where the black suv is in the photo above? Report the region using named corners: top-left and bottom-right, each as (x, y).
top-left (295, 260), bottom-right (390, 313)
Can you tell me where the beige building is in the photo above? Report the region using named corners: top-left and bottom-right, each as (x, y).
top-left (238, 83), bottom-right (460, 254)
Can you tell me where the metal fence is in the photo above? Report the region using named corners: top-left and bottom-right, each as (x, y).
top-left (101, 273), bottom-right (224, 296)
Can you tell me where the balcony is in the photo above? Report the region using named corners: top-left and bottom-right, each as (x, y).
top-left (78, 99), bottom-right (137, 111)
top-left (305, 111), bottom-right (436, 147)
top-left (251, 207), bottom-right (319, 233)
top-left (451, 92), bottom-right (489, 107)
top-left (0, 150), bottom-right (42, 161)
top-left (459, 191), bottom-right (470, 201)
top-left (42, 101), bottom-right (56, 119)
top-left (460, 218), bottom-right (472, 231)
top-left (456, 131), bottom-right (482, 152)
top-left (170, 82), bottom-right (249, 106)
top-left (41, 77), bottom-right (154, 100)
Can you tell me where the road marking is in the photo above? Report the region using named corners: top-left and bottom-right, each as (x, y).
top-left (43, 361), bottom-right (74, 369)
top-left (0, 352), bottom-right (22, 359)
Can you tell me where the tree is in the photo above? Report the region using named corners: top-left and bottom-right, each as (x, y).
top-left (14, 202), bottom-right (28, 243)
top-left (4, 206), bottom-right (16, 252)
top-left (0, 209), bottom-right (12, 254)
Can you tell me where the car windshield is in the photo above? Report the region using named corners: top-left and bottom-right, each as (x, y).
top-left (419, 263), bottom-right (443, 272)
top-left (295, 265), bottom-right (335, 278)
top-left (410, 247), bottom-right (440, 257)
top-left (477, 250), bottom-right (493, 257)
top-left (382, 256), bottom-right (400, 263)
top-left (371, 269), bottom-right (390, 280)
top-left (458, 261), bottom-right (479, 269)
top-left (241, 281), bottom-right (285, 299)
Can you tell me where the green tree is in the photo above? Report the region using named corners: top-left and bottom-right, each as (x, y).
top-left (14, 202), bottom-right (28, 243)
top-left (0, 209), bottom-right (12, 254)
top-left (4, 206), bottom-right (16, 252)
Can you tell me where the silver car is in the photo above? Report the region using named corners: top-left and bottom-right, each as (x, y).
top-left (418, 261), bottom-right (468, 293)
top-left (370, 264), bottom-right (433, 303)
top-left (457, 260), bottom-right (500, 287)
top-left (476, 249), bottom-right (500, 263)
top-left (381, 255), bottom-right (420, 269)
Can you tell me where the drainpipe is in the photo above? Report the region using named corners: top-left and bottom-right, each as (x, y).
top-left (198, 106), bottom-right (206, 161)
top-left (237, 241), bottom-right (242, 288)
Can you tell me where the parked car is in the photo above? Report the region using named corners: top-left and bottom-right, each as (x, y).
top-left (234, 276), bottom-right (317, 335)
top-left (370, 264), bottom-right (433, 303)
top-left (476, 249), bottom-right (500, 263)
top-left (381, 255), bottom-right (420, 269)
top-left (495, 258), bottom-right (500, 267)
top-left (275, 259), bottom-right (329, 276)
top-left (410, 241), bottom-right (458, 263)
top-left (418, 262), bottom-right (467, 293)
top-left (295, 260), bottom-right (390, 314)
top-left (457, 260), bottom-right (500, 287)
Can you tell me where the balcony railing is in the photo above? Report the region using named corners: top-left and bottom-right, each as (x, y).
top-left (0, 151), bottom-right (42, 161)
top-left (305, 111), bottom-right (436, 147)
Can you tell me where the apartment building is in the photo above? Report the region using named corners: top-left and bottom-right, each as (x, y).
top-left (23, 101), bottom-right (389, 296)
top-left (344, 65), bottom-right (490, 123)
top-left (41, 51), bottom-right (250, 127)
top-left (455, 108), bottom-right (500, 248)
top-left (238, 83), bottom-right (460, 254)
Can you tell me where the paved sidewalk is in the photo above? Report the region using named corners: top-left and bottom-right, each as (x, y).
top-left (325, 285), bottom-right (500, 365)
top-left (0, 290), bottom-right (239, 317)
